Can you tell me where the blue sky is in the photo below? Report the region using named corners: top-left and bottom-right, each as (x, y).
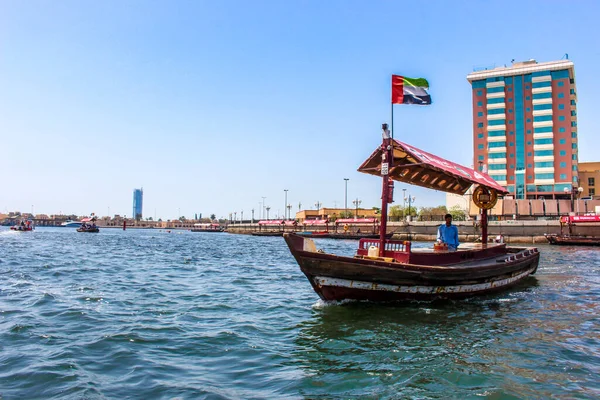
top-left (1, 1), bottom-right (599, 220)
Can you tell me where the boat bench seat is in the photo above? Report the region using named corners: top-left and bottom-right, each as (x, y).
top-left (357, 255), bottom-right (396, 263)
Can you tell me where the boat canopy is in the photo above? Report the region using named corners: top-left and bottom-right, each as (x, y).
top-left (357, 139), bottom-right (508, 195)
top-left (335, 218), bottom-right (377, 225)
top-left (560, 215), bottom-right (600, 224)
top-left (303, 219), bottom-right (329, 226)
top-left (258, 220), bottom-right (284, 225)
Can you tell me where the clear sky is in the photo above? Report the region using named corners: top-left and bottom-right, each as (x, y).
top-left (1, 1), bottom-right (599, 220)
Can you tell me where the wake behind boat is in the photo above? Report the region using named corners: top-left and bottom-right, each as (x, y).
top-left (61, 220), bottom-right (82, 228)
top-left (284, 124), bottom-right (540, 302)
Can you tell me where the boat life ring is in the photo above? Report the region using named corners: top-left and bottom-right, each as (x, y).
top-left (343, 224), bottom-right (349, 232)
top-left (472, 185), bottom-right (498, 210)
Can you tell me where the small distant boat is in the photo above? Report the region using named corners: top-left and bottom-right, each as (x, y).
top-left (61, 220), bottom-right (82, 228)
top-left (10, 220), bottom-right (34, 231)
top-left (545, 215), bottom-right (600, 246)
top-left (191, 223), bottom-right (224, 232)
top-left (77, 216), bottom-right (99, 233)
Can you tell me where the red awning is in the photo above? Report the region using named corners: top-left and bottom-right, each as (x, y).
top-left (303, 219), bottom-right (328, 226)
top-left (258, 220), bottom-right (284, 225)
top-left (561, 215), bottom-right (600, 224)
top-left (284, 220), bottom-right (297, 226)
top-left (357, 139), bottom-right (508, 195)
top-left (335, 218), bottom-right (377, 225)
top-left (81, 218), bottom-right (92, 222)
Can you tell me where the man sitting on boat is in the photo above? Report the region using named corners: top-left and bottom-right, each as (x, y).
top-left (437, 213), bottom-right (459, 251)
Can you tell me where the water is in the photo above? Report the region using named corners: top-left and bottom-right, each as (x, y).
top-left (1, 227), bottom-right (598, 399)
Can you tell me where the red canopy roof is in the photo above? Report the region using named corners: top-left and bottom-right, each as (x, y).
top-left (358, 139), bottom-right (508, 195)
top-left (335, 218), bottom-right (377, 225)
top-left (303, 219), bottom-right (329, 226)
top-left (258, 220), bottom-right (284, 225)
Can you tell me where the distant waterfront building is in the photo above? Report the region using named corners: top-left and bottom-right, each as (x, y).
top-left (133, 188), bottom-right (143, 220)
top-left (467, 59), bottom-right (578, 199)
top-left (578, 162), bottom-right (600, 200)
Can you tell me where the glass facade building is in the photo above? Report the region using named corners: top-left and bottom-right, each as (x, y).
top-left (467, 60), bottom-right (578, 199)
top-left (133, 188), bottom-right (143, 220)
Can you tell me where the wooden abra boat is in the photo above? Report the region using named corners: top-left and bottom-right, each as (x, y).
top-left (284, 124), bottom-right (540, 302)
top-left (191, 223), bottom-right (224, 232)
top-left (77, 216), bottom-right (99, 233)
top-left (545, 215), bottom-right (600, 246)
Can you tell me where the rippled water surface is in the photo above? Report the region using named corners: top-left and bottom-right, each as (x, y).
top-left (1, 227), bottom-right (599, 399)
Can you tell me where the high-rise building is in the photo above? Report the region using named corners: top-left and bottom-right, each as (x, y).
top-left (467, 59), bottom-right (578, 199)
top-left (133, 188), bottom-right (143, 220)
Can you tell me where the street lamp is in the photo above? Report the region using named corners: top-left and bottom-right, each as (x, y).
top-left (251, 208), bottom-right (255, 223)
top-left (344, 178), bottom-right (349, 217)
top-left (261, 197), bottom-right (266, 219)
top-left (352, 198), bottom-right (362, 218)
top-left (564, 186), bottom-right (584, 214)
top-left (402, 188), bottom-right (407, 220)
top-left (241, 210), bottom-right (243, 223)
top-left (266, 206), bottom-right (271, 220)
top-left (287, 204), bottom-right (292, 220)
top-left (284, 189), bottom-right (288, 220)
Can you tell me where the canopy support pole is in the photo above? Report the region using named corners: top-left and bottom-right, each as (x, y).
top-left (379, 124), bottom-right (392, 256)
top-left (480, 208), bottom-right (488, 245)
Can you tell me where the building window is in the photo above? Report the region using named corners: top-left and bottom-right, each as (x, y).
top-left (559, 139), bottom-right (566, 144)
top-left (526, 107), bottom-right (531, 112)
top-left (589, 177), bottom-right (595, 187)
top-left (573, 165), bottom-right (578, 171)
top-left (508, 98), bottom-right (513, 102)
top-left (560, 174), bottom-right (567, 180)
top-left (478, 144), bottom-right (484, 149)
top-left (560, 162), bottom-right (567, 168)
top-left (571, 111), bottom-right (577, 116)
top-left (526, 118), bottom-right (531, 123)
top-left (528, 175), bottom-right (533, 179)
top-left (572, 143), bottom-right (577, 149)
top-left (509, 120), bottom-right (514, 124)
top-left (571, 100), bottom-right (576, 105)
top-left (525, 85), bottom-right (530, 90)
top-left (526, 96), bottom-right (530, 100)
top-left (527, 164), bottom-right (532, 168)
top-left (572, 132), bottom-right (577, 138)
top-left (527, 130), bottom-right (531, 134)
top-left (509, 109), bottom-right (513, 113)
top-left (509, 131), bottom-right (514, 135)
top-left (558, 104), bottom-right (565, 110)
top-left (477, 122), bottom-right (483, 128)
top-left (477, 101), bottom-right (483, 106)
top-left (571, 121), bottom-right (577, 127)
top-left (477, 111), bottom-right (483, 117)
top-left (510, 154), bottom-right (514, 158)
top-left (527, 141), bottom-right (532, 145)
top-left (590, 188), bottom-right (596, 197)
top-left (509, 142), bottom-right (514, 146)
top-left (559, 150), bottom-right (566, 156)
top-left (558, 93), bottom-right (565, 98)
top-left (478, 155), bottom-right (484, 160)
top-left (559, 127), bottom-right (566, 132)
top-left (527, 152), bottom-right (532, 156)
top-left (559, 116), bottom-right (565, 121)
top-left (557, 81), bottom-right (564, 87)
top-left (477, 90), bottom-right (483, 96)
top-left (477, 133), bottom-right (484, 139)
top-left (570, 89), bottom-right (575, 94)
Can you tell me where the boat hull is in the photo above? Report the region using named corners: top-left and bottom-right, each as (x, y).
top-left (284, 233), bottom-right (539, 302)
top-left (545, 234), bottom-right (600, 246)
top-left (77, 228), bottom-right (99, 233)
top-left (10, 226), bottom-right (33, 231)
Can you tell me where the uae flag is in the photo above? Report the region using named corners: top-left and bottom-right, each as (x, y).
top-left (391, 75), bottom-right (431, 105)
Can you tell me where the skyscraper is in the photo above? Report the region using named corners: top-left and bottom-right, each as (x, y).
top-left (133, 188), bottom-right (143, 220)
top-left (467, 59), bottom-right (578, 199)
